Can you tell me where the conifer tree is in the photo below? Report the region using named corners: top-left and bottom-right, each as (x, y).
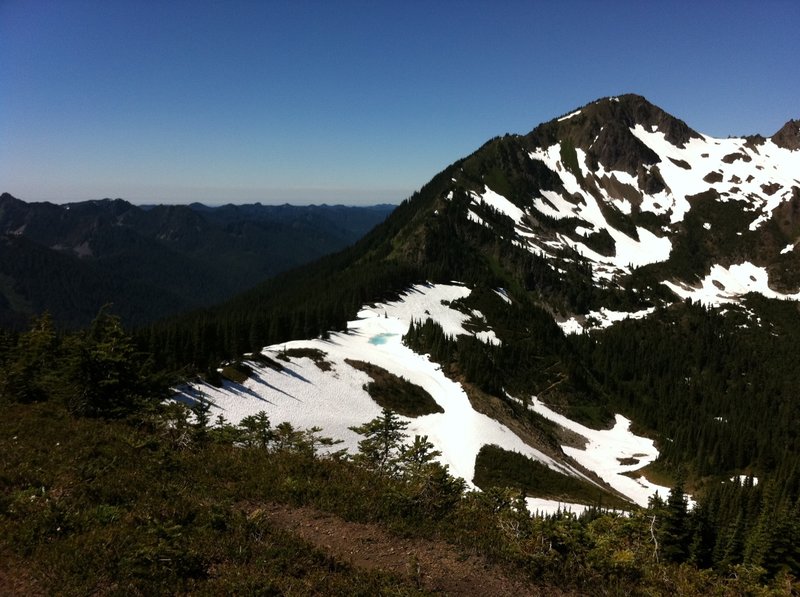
top-left (400, 434), bottom-right (442, 478)
top-left (239, 411), bottom-right (274, 450)
top-left (0, 313), bottom-right (58, 403)
top-left (350, 408), bottom-right (408, 476)
top-left (661, 480), bottom-right (690, 563)
top-left (67, 308), bottom-right (148, 417)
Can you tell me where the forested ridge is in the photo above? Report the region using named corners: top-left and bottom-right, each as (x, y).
top-left (5, 274), bottom-right (800, 590)
top-left (123, 123), bottom-right (800, 588)
top-left (0, 193), bottom-right (394, 329)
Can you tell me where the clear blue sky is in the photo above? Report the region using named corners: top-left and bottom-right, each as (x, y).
top-left (1, 1), bottom-right (798, 205)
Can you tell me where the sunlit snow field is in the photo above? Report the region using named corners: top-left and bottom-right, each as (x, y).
top-left (179, 283), bottom-right (676, 515)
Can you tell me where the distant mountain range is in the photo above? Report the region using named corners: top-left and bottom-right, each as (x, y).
top-left (0, 194), bottom-right (394, 328)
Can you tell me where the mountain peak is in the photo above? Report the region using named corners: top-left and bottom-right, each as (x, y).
top-left (772, 119), bottom-right (800, 150)
top-left (525, 95), bottom-right (700, 177)
top-left (562, 94), bottom-right (701, 148)
top-left (1, 192), bottom-right (21, 203)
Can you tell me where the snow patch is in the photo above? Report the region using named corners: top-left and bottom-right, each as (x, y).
top-left (557, 109), bottom-right (582, 122)
top-left (493, 288), bottom-right (512, 304)
top-left (530, 398), bottom-right (678, 507)
top-left (629, 126), bottom-right (800, 228)
top-left (467, 210), bottom-right (486, 227)
top-left (558, 318), bottom-right (586, 335)
top-left (525, 497), bottom-right (590, 517)
top-left (731, 475), bottom-right (758, 486)
top-left (469, 185), bottom-right (526, 224)
top-left (663, 262), bottom-right (800, 306)
top-left (529, 143), bottom-right (672, 282)
top-left (558, 307), bottom-right (656, 335)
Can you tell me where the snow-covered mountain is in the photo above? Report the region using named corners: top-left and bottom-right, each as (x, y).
top-left (448, 95), bottom-right (800, 325)
top-left (177, 95), bottom-right (800, 512)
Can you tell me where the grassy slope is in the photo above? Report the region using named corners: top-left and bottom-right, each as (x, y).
top-left (1, 401), bottom-right (794, 595)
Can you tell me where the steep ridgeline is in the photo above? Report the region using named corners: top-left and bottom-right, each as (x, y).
top-left (413, 93), bottom-right (800, 327)
top-left (0, 195), bottom-right (394, 328)
top-left (166, 95), bottom-right (800, 522)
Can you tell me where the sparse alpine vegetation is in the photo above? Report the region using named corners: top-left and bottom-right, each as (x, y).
top-left (1, 383), bottom-right (795, 594)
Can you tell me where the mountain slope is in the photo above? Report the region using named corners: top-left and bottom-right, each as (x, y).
top-left (158, 94), bottom-right (800, 514)
top-left (160, 94), bottom-right (800, 348)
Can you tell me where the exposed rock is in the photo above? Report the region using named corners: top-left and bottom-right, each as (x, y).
top-left (772, 119), bottom-right (800, 150)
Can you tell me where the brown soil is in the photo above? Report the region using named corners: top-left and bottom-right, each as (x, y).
top-left (262, 503), bottom-right (573, 596)
top-left (0, 549), bottom-right (44, 596)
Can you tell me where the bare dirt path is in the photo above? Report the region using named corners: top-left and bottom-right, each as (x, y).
top-left (263, 503), bottom-right (572, 596)
top-left (0, 549), bottom-right (43, 596)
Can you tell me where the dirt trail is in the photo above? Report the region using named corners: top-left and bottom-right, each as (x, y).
top-left (264, 503), bottom-right (570, 596)
top-left (0, 549), bottom-right (43, 596)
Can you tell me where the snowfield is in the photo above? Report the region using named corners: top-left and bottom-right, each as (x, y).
top-left (629, 126), bottom-right (800, 229)
top-left (525, 497), bottom-right (590, 517)
top-left (528, 145), bottom-right (673, 282)
top-left (168, 112), bottom-right (800, 513)
top-left (175, 283), bottom-right (680, 513)
top-left (180, 284), bottom-right (584, 491)
top-left (558, 307), bottom-right (656, 336)
top-left (518, 124), bottom-right (800, 285)
top-left (469, 185), bottom-right (526, 223)
top-left (663, 262), bottom-right (800, 306)
top-left (530, 398), bottom-right (677, 508)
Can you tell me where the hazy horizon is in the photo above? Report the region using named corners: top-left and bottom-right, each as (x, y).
top-left (1, 186), bottom-right (407, 207)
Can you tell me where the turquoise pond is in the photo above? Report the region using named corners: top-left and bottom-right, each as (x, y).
top-left (368, 333), bottom-right (397, 345)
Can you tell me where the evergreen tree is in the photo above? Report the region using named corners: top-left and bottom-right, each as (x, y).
top-left (400, 434), bottom-right (442, 478)
top-left (350, 408), bottom-right (408, 476)
top-left (661, 480), bottom-right (690, 563)
top-left (239, 411), bottom-right (274, 450)
top-left (0, 313), bottom-right (58, 403)
top-left (66, 308), bottom-right (150, 417)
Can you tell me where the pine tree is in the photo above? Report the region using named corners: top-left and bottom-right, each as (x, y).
top-left (350, 408), bottom-right (408, 476)
top-left (661, 480), bottom-right (690, 563)
top-left (400, 434), bottom-right (442, 478)
top-left (67, 308), bottom-right (147, 417)
top-left (0, 313), bottom-right (58, 403)
top-left (239, 411), bottom-right (274, 450)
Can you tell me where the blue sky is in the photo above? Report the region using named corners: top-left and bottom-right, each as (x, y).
top-left (1, 1), bottom-right (798, 205)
